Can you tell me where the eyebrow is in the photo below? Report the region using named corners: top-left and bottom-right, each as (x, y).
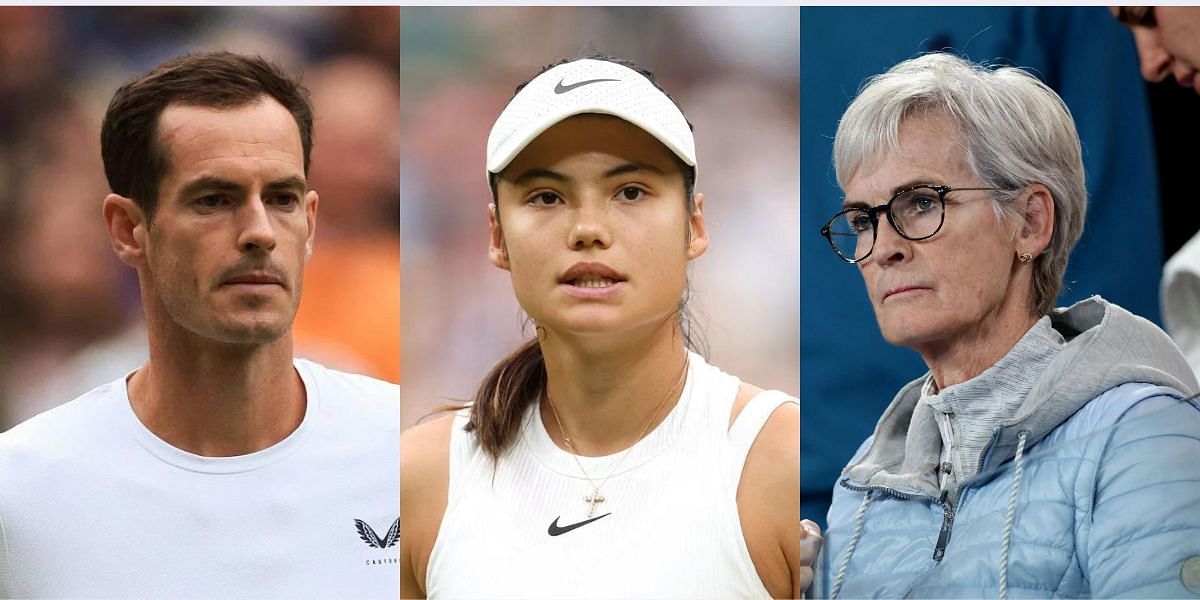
top-left (264, 176), bottom-right (308, 192)
top-left (509, 161), bottom-right (669, 188)
top-left (603, 162), bottom-right (665, 178)
top-left (178, 176), bottom-right (242, 199)
top-left (511, 168), bottom-right (567, 187)
top-left (841, 178), bottom-right (939, 210)
top-left (178, 175), bottom-right (307, 198)
top-left (890, 178), bottom-right (938, 196)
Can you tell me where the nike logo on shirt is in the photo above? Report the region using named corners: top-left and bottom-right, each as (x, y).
top-left (547, 512), bottom-right (612, 536)
top-left (554, 78), bottom-right (620, 94)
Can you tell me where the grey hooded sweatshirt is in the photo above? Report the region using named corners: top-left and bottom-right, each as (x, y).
top-left (819, 296), bottom-right (1200, 598)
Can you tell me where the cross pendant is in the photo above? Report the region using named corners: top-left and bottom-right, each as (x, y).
top-left (584, 491), bottom-right (606, 517)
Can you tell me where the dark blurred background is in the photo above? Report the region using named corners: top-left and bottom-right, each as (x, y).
top-left (0, 7), bottom-right (401, 431)
top-left (398, 7), bottom-right (800, 428)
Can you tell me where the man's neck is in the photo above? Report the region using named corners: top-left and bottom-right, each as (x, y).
top-left (538, 322), bottom-right (689, 457)
top-left (128, 329), bottom-right (305, 457)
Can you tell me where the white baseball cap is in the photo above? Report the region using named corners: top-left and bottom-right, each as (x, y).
top-left (485, 58), bottom-right (696, 179)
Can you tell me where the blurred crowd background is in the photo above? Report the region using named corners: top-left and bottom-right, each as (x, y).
top-left (399, 7), bottom-right (800, 427)
top-left (0, 6), bottom-right (401, 431)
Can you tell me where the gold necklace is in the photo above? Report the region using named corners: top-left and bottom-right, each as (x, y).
top-left (545, 355), bottom-right (689, 517)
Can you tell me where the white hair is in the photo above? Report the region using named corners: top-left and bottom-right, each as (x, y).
top-left (833, 52), bottom-right (1086, 315)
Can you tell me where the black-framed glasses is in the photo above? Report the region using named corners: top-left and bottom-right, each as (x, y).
top-left (820, 184), bottom-right (1000, 264)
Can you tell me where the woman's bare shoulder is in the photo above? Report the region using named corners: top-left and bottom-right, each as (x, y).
top-left (729, 381), bottom-right (797, 433)
top-left (400, 414), bottom-right (457, 492)
top-left (400, 413), bottom-right (459, 598)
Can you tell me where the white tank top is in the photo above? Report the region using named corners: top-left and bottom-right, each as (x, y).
top-left (425, 351), bottom-right (796, 599)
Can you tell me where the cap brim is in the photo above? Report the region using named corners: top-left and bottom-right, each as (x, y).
top-left (486, 58), bottom-right (696, 178)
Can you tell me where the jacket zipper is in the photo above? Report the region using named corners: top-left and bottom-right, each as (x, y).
top-left (842, 479), bottom-right (960, 563)
top-left (932, 492), bottom-right (955, 562)
top-left (839, 479), bottom-right (929, 501)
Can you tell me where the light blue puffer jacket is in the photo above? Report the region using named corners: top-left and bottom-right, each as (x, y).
top-left (816, 298), bottom-right (1200, 598)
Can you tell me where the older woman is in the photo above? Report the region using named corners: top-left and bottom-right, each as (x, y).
top-left (815, 53), bottom-right (1200, 598)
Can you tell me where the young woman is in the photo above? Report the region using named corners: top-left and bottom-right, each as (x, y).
top-left (400, 56), bottom-right (818, 599)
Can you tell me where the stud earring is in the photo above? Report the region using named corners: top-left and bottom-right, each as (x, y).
top-left (1018, 253), bottom-right (1033, 264)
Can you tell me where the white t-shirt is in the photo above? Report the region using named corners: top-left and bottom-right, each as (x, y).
top-left (0, 359), bottom-right (398, 599)
top-left (425, 351), bottom-right (796, 599)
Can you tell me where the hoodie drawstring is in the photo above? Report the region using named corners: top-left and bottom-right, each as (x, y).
top-left (831, 491), bottom-right (871, 599)
top-left (998, 430), bottom-right (1029, 600)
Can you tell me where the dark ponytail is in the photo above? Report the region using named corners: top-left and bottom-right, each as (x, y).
top-left (463, 338), bottom-right (546, 464)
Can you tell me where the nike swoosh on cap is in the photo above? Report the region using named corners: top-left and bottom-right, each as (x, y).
top-left (547, 512), bottom-right (612, 536)
top-left (554, 78), bottom-right (620, 94)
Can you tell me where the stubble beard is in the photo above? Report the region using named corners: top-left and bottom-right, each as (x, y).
top-left (152, 266), bottom-right (299, 347)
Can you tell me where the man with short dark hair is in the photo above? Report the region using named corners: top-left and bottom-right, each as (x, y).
top-left (1112, 7), bottom-right (1200, 377)
top-left (1112, 6), bottom-right (1200, 93)
top-left (0, 52), bottom-right (399, 598)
